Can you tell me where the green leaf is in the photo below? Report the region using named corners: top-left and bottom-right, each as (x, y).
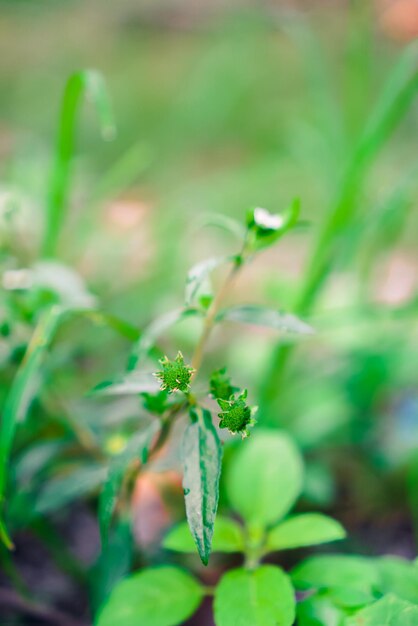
top-left (181, 407), bottom-right (223, 565)
top-left (225, 430), bottom-right (303, 528)
top-left (185, 257), bottom-right (229, 306)
top-left (214, 565), bottom-right (296, 626)
top-left (345, 594), bottom-right (418, 626)
top-left (267, 513), bottom-right (346, 551)
top-left (129, 308), bottom-right (201, 369)
top-left (99, 422), bottom-right (159, 546)
top-left (0, 305), bottom-right (63, 545)
top-left (43, 70), bottom-right (115, 258)
top-left (377, 556), bottom-right (418, 604)
top-left (163, 516), bottom-right (244, 554)
top-left (297, 592), bottom-right (345, 626)
top-left (35, 464), bottom-right (107, 515)
top-left (90, 373), bottom-right (159, 396)
top-left (292, 555), bottom-right (379, 595)
top-left (216, 305), bottom-right (313, 335)
top-left (201, 213), bottom-right (247, 241)
top-left (95, 566), bottom-right (203, 626)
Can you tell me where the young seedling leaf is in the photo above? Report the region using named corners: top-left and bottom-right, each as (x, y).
top-left (95, 566), bottom-right (204, 626)
top-left (225, 430), bottom-right (303, 528)
top-left (216, 305), bottom-right (313, 335)
top-left (181, 407), bottom-right (223, 565)
top-left (291, 555), bottom-right (379, 594)
top-left (214, 565), bottom-right (296, 626)
top-left (185, 256), bottom-right (229, 306)
top-left (163, 516), bottom-right (244, 554)
top-left (267, 513), bottom-right (346, 551)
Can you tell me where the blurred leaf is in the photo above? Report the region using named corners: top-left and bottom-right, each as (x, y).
top-left (0, 305), bottom-right (63, 544)
top-left (214, 565), bottom-right (295, 626)
top-left (35, 463), bottom-right (107, 515)
top-left (129, 308), bottom-right (201, 369)
top-left (43, 70), bottom-right (115, 258)
top-left (292, 555), bottom-right (379, 594)
top-left (201, 213), bottom-right (246, 241)
top-left (95, 566), bottom-right (203, 626)
top-left (163, 516), bottom-right (244, 554)
top-left (181, 407), bottom-right (223, 565)
top-left (266, 513), bottom-right (346, 551)
top-left (90, 519), bottom-right (133, 613)
top-left (217, 305), bottom-right (313, 335)
top-left (91, 373), bottom-right (159, 397)
top-left (185, 256), bottom-right (229, 306)
top-left (99, 421), bottom-right (159, 546)
top-left (15, 440), bottom-right (67, 483)
top-left (225, 430), bottom-right (304, 528)
top-left (345, 594), bottom-right (418, 626)
top-left (377, 556), bottom-right (418, 605)
top-left (297, 592), bottom-right (346, 626)
top-left (246, 199), bottom-right (300, 251)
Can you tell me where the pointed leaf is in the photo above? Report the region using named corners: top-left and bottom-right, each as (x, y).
top-left (163, 516), bottom-right (244, 554)
top-left (181, 408), bottom-right (223, 565)
top-left (217, 305), bottom-right (313, 335)
top-left (95, 566), bottom-right (203, 626)
top-left (214, 565), bottom-right (295, 626)
top-left (267, 513), bottom-right (346, 551)
top-left (226, 430), bottom-right (304, 528)
top-left (90, 373), bottom-right (159, 396)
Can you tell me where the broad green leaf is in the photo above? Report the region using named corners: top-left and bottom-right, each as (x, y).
top-left (377, 556), bottom-right (418, 604)
top-left (90, 373), bottom-right (159, 396)
top-left (185, 256), bottom-right (229, 306)
top-left (225, 430), bottom-right (304, 528)
top-left (214, 565), bottom-right (295, 626)
top-left (292, 555), bottom-right (379, 594)
top-left (99, 422), bottom-right (159, 546)
top-left (43, 70), bottom-right (115, 257)
top-left (95, 566), bottom-right (203, 626)
top-left (267, 513), bottom-right (346, 551)
top-left (345, 594), bottom-right (418, 626)
top-left (181, 408), bottom-right (223, 565)
top-left (216, 305), bottom-right (313, 335)
top-left (297, 593), bottom-right (345, 626)
top-left (163, 516), bottom-right (244, 554)
top-left (35, 464), bottom-right (107, 514)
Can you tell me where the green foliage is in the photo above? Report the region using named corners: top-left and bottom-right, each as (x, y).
top-left (226, 430), bottom-right (304, 528)
top-left (345, 595), bottom-right (418, 626)
top-left (181, 407), bottom-right (223, 565)
top-left (266, 513), bottom-right (346, 551)
top-left (214, 565), bottom-right (295, 626)
top-left (209, 367), bottom-right (239, 401)
top-left (164, 516), bottom-right (245, 554)
top-left (95, 566), bottom-right (204, 626)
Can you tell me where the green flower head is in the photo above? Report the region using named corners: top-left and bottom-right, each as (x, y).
top-left (217, 390), bottom-right (257, 439)
top-left (154, 351), bottom-right (194, 394)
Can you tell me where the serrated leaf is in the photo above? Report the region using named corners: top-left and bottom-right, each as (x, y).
top-left (90, 372), bottom-right (159, 396)
top-left (226, 430), bottom-right (304, 528)
top-left (95, 566), bottom-right (203, 626)
top-left (217, 305), bottom-right (313, 335)
top-left (214, 565), bottom-right (296, 626)
top-left (185, 257), bottom-right (229, 306)
top-left (345, 594), bottom-right (418, 626)
top-left (181, 408), bottom-right (223, 565)
top-left (267, 513), bottom-right (346, 551)
top-left (99, 421), bottom-right (159, 546)
top-left (163, 516), bottom-right (244, 554)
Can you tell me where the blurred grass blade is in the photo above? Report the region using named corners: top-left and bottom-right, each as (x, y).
top-left (0, 305), bottom-right (63, 545)
top-left (42, 70), bottom-right (116, 258)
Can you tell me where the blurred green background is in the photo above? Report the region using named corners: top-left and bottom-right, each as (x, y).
top-left (0, 0), bottom-right (417, 623)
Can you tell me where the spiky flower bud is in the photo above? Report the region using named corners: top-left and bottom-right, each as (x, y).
top-left (154, 351), bottom-right (194, 394)
top-left (217, 390), bottom-right (257, 438)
